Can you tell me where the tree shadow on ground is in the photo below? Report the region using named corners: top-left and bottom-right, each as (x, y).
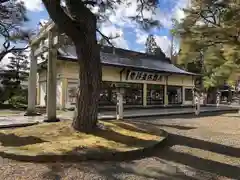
top-left (113, 121), bottom-right (196, 137)
top-left (42, 161), bottom-right (200, 180)
top-left (148, 133), bottom-right (240, 179)
top-left (88, 131), bottom-right (240, 179)
top-left (130, 111), bottom-right (237, 121)
top-left (0, 133), bottom-right (47, 147)
top-left (35, 122), bottom-right (240, 180)
top-left (165, 133), bottom-right (240, 158)
top-left (1, 121), bottom-right (239, 179)
top-left (91, 125), bottom-right (159, 147)
top-left (131, 121), bottom-right (197, 130)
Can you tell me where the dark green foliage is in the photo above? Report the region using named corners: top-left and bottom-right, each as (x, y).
top-left (145, 34), bottom-right (165, 57)
top-left (176, 0), bottom-right (240, 90)
top-left (8, 88), bottom-right (28, 108)
top-left (0, 51), bottom-right (29, 105)
top-left (145, 34), bottom-right (158, 54)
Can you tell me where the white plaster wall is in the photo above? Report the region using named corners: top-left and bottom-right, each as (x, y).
top-left (39, 80), bottom-right (62, 108)
top-left (40, 81), bottom-right (46, 106)
top-left (184, 101), bottom-right (193, 105)
top-left (56, 80), bottom-right (61, 107)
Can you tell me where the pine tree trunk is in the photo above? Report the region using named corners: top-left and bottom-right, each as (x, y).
top-left (72, 15), bottom-right (101, 132)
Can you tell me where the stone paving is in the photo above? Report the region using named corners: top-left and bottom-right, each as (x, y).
top-left (102, 106), bottom-right (237, 118)
top-left (62, 106), bottom-right (238, 119)
top-left (0, 113), bottom-right (239, 179)
top-left (0, 106), bottom-right (238, 128)
top-left (0, 115), bottom-right (44, 128)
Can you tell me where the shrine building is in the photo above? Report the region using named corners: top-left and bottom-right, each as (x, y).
top-left (37, 45), bottom-right (197, 109)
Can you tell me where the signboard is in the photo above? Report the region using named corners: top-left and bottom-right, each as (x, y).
top-left (126, 70), bottom-right (163, 81)
top-left (111, 82), bottom-right (131, 88)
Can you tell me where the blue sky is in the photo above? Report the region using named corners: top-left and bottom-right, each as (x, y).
top-left (3, 0), bottom-right (188, 65)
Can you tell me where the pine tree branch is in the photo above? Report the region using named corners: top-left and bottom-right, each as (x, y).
top-left (83, 0), bottom-right (97, 6)
top-left (0, 46), bottom-right (28, 62)
top-left (96, 29), bottom-right (114, 47)
top-left (42, 0), bottom-right (80, 40)
top-left (0, 0), bottom-right (10, 3)
top-left (199, 12), bottom-right (221, 28)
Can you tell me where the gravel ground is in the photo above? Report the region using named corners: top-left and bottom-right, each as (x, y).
top-left (0, 113), bottom-right (240, 180)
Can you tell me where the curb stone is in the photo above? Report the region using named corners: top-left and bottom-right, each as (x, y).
top-left (99, 108), bottom-right (238, 120)
top-left (0, 130), bottom-right (168, 163)
top-left (0, 122), bottom-right (39, 129)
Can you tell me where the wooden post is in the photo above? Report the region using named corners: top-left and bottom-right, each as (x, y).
top-left (116, 88), bottom-right (124, 120)
top-left (164, 76), bottom-right (168, 106)
top-left (182, 87), bottom-right (185, 105)
top-left (25, 46), bottom-right (39, 116)
top-left (45, 30), bottom-right (59, 122)
top-left (143, 83), bottom-right (147, 106)
top-left (61, 78), bottom-right (68, 110)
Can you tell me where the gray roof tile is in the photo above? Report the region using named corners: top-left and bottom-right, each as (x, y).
top-left (57, 45), bottom-right (197, 76)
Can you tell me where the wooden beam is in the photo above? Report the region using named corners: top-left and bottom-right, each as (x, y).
top-left (30, 22), bottom-right (56, 46)
top-left (45, 29), bottom-right (58, 122)
top-left (33, 46), bottom-right (48, 57)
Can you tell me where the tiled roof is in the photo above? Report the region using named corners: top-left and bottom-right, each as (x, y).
top-left (57, 45), bottom-right (197, 76)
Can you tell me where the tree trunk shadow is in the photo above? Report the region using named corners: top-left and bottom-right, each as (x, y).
top-left (0, 133), bottom-right (47, 147)
top-left (151, 133), bottom-right (240, 179)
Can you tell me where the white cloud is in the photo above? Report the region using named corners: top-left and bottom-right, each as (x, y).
top-left (132, 0), bottom-right (190, 55)
top-left (20, 0), bottom-right (43, 12)
top-left (134, 27), bottom-right (172, 55)
top-left (105, 0), bottom-right (157, 29)
top-left (155, 36), bottom-right (172, 57)
top-left (105, 0), bottom-right (190, 30)
top-left (156, 0), bottom-right (190, 28)
top-left (19, 0), bottom-right (189, 53)
top-left (135, 29), bottom-right (148, 45)
top-left (100, 23), bottom-right (129, 49)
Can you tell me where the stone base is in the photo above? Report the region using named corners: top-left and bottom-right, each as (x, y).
top-left (44, 118), bottom-right (60, 123)
top-left (24, 111), bottom-right (42, 116)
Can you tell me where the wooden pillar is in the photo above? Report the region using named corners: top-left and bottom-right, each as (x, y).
top-left (36, 74), bottom-right (40, 105)
top-left (143, 83), bottom-right (147, 106)
top-left (182, 86), bottom-right (185, 105)
top-left (25, 46), bottom-right (38, 116)
top-left (45, 30), bottom-right (59, 122)
top-left (164, 76), bottom-right (168, 106)
top-left (61, 78), bottom-right (68, 110)
top-left (116, 88), bottom-right (124, 120)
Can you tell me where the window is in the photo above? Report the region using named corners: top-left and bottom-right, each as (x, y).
top-left (124, 83), bottom-right (143, 105)
top-left (185, 89), bottom-right (193, 101)
top-left (147, 84), bottom-right (164, 105)
top-left (99, 82), bottom-right (143, 105)
top-left (167, 86), bottom-right (182, 104)
top-left (68, 81), bottom-right (144, 106)
top-left (99, 81), bottom-right (116, 105)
